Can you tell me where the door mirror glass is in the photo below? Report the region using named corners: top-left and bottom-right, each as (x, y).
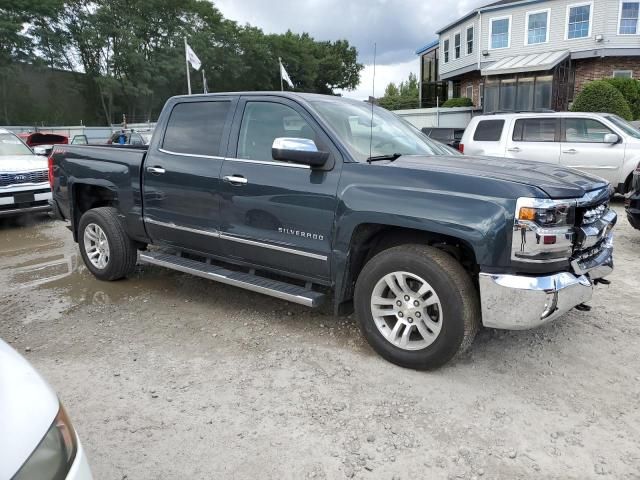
top-left (603, 133), bottom-right (619, 144)
top-left (272, 137), bottom-right (329, 167)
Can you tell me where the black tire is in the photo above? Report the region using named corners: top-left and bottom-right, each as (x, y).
top-left (354, 244), bottom-right (480, 370)
top-left (78, 207), bottom-right (137, 281)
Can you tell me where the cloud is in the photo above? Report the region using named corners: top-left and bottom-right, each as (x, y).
top-left (215, 0), bottom-right (487, 94)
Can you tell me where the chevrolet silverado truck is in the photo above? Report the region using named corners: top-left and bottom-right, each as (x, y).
top-left (50, 92), bottom-right (616, 369)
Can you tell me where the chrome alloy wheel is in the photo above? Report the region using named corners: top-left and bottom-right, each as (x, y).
top-left (370, 271), bottom-right (443, 351)
top-left (83, 223), bottom-right (110, 269)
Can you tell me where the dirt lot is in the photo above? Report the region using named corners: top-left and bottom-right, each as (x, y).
top-left (1, 201), bottom-right (639, 480)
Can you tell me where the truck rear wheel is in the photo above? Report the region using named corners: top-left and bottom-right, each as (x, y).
top-left (78, 207), bottom-right (137, 281)
top-left (354, 244), bottom-right (480, 370)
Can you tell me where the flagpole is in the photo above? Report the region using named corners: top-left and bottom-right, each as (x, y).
top-left (184, 37), bottom-right (191, 95)
top-left (202, 70), bottom-right (207, 94)
top-left (279, 57), bottom-right (284, 91)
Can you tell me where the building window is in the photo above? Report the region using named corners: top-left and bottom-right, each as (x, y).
top-left (466, 26), bottom-right (474, 54)
top-left (490, 17), bottom-right (511, 49)
top-left (479, 82), bottom-right (484, 107)
top-left (516, 77), bottom-right (535, 111)
top-left (567, 3), bottom-right (592, 39)
top-left (619, 2), bottom-right (640, 34)
top-left (443, 39), bottom-right (450, 63)
top-left (454, 32), bottom-right (461, 59)
top-left (466, 84), bottom-right (473, 100)
top-left (613, 70), bottom-right (633, 78)
top-left (526, 10), bottom-right (550, 44)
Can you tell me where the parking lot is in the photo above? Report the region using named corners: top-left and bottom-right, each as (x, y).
top-left (1, 200), bottom-right (639, 479)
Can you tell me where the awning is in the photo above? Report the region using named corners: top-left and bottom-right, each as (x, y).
top-left (481, 50), bottom-right (570, 76)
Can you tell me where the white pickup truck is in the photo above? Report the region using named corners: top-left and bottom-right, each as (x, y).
top-left (0, 128), bottom-right (51, 217)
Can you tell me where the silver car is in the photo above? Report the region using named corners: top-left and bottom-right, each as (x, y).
top-left (0, 128), bottom-right (52, 216)
top-left (0, 339), bottom-right (92, 479)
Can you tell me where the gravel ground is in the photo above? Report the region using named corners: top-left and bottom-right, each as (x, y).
top-left (1, 201), bottom-right (639, 480)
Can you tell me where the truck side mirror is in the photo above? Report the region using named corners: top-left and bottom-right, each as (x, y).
top-left (272, 137), bottom-right (329, 167)
top-left (603, 133), bottom-right (619, 144)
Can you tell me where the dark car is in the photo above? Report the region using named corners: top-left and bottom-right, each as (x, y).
top-left (625, 163), bottom-right (640, 230)
top-left (50, 92), bottom-right (615, 370)
top-left (421, 127), bottom-right (465, 150)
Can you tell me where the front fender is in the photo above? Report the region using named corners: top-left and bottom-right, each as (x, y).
top-left (333, 183), bottom-right (514, 269)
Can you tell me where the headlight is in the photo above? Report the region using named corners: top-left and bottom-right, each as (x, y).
top-left (13, 404), bottom-right (78, 480)
top-left (518, 202), bottom-right (575, 227)
top-left (512, 198), bottom-right (576, 263)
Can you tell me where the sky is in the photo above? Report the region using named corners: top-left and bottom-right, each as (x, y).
top-left (214, 0), bottom-right (487, 99)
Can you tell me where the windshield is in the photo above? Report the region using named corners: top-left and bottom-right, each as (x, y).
top-left (605, 114), bottom-right (640, 139)
top-left (0, 133), bottom-right (33, 156)
top-left (311, 99), bottom-right (449, 161)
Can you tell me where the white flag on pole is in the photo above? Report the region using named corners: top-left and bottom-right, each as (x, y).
top-left (280, 59), bottom-right (294, 88)
top-left (185, 42), bottom-right (202, 71)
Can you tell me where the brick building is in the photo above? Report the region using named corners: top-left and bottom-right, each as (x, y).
top-left (417, 0), bottom-right (640, 112)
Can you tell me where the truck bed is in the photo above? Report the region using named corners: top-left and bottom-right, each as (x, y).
top-left (51, 144), bottom-right (148, 243)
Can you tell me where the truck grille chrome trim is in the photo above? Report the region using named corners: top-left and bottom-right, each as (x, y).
top-left (143, 217), bottom-right (327, 261)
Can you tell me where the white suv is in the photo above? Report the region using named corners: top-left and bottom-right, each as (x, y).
top-left (459, 112), bottom-right (640, 193)
top-left (0, 128), bottom-right (52, 216)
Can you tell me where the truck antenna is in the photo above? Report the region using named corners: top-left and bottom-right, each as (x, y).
top-left (368, 43), bottom-right (377, 163)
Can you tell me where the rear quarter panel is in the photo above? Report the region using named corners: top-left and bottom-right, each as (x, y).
top-left (52, 145), bottom-right (148, 242)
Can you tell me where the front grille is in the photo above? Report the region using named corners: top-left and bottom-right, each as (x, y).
top-left (580, 203), bottom-right (608, 225)
top-left (0, 171), bottom-right (48, 188)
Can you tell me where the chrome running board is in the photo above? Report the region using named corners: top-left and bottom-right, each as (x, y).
top-left (139, 251), bottom-right (325, 307)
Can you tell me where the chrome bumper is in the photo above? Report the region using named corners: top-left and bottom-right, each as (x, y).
top-left (479, 239), bottom-right (613, 330)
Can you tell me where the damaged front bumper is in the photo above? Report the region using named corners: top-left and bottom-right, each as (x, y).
top-left (479, 232), bottom-right (614, 331)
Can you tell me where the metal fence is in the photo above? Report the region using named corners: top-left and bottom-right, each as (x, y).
top-left (2, 122), bottom-right (156, 143)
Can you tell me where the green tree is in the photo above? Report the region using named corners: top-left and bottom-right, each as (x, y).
top-left (604, 77), bottom-right (640, 120)
top-left (377, 72), bottom-right (419, 110)
top-left (571, 80), bottom-right (633, 121)
top-left (5, 0), bottom-right (363, 125)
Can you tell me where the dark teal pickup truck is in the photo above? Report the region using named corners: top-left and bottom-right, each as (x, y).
top-left (50, 92), bottom-right (616, 369)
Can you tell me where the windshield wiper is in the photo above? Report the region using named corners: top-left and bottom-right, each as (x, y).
top-left (366, 153), bottom-right (402, 163)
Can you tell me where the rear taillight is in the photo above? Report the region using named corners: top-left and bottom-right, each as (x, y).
top-left (48, 155), bottom-right (54, 188)
top-left (458, 143), bottom-right (464, 153)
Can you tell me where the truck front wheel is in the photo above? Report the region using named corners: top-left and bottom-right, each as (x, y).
top-left (78, 207), bottom-right (137, 281)
top-left (354, 244), bottom-right (480, 370)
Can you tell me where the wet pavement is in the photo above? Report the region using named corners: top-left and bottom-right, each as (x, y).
top-left (1, 201), bottom-right (639, 479)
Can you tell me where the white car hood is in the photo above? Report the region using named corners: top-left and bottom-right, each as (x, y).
top-left (0, 339), bottom-right (58, 478)
top-left (0, 154), bottom-right (48, 173)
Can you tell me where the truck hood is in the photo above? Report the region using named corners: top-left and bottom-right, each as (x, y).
top-left (0, 154), bottom-right (48, 173)
top-left (389, 155), bottom-right (609, 199)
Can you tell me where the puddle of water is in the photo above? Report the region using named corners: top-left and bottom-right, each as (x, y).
top-left (1, 216), bottom-right (196, 324)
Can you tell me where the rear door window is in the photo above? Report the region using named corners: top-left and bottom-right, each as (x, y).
top-left (162, 101), bottom-right (231, 156)
top-left (473, 120), bottom-right (504, 141)
top-left (512, 118), bottom-right (557, 142)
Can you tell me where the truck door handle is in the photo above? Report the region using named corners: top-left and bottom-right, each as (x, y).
top-left (146, 166), bottom-right (166, 174)
top-left (562, 149), bottom-right (578, 154)
top-left (507, 147), bottom-right (521, 153)
top-left (223, 175), bottom-right (248, 185)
